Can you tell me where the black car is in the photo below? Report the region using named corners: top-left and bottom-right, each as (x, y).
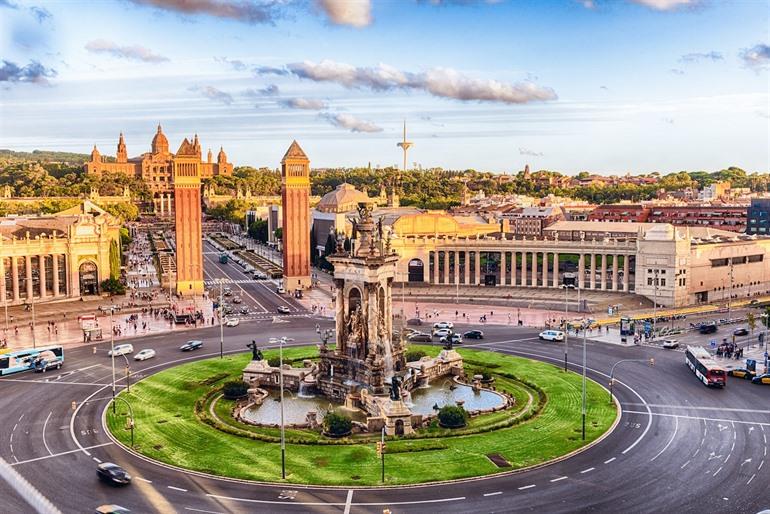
top-left (699, 322), bottom-right (718, 334)
top-left (463, 330), bottom-right (484, 339)
top-left (733, 328), bottom-right (749, 336)
top-left (97, 463), bottom-right (131, 486)
top-left (180, 340), bottom-right (203, 352)
top-left (408, 332), bottom-right (432, 343)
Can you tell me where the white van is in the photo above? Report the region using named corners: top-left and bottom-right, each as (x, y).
top-left (108, 344), bottom-right (134, 357)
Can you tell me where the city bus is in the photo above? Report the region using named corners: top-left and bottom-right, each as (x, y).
top-left (685, 346), bottom-right (725, 387)
top-left (0, 346), bottom-right (64, 376)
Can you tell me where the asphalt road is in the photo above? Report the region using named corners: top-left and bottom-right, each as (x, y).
top-left (1, 263), bottom-right (769, 513)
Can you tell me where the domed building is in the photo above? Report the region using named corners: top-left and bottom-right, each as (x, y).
top-left (316, 183), bottom-right (373, 214)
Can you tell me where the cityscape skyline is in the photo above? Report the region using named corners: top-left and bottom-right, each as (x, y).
top-left (1, 0), bottom-right (768, 173)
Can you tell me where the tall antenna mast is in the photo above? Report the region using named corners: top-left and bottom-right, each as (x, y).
top-left (396, 120), bottom-right (413, 173)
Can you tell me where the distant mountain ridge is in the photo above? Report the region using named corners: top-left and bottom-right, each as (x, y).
top-left (0, 149), bottom-right (91, 164)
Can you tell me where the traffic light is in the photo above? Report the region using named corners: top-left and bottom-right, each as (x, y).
top-left (376, 442), bottom-right (387, 456)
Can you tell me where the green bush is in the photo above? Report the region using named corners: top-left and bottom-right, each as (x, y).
top-left (323, 412), bottom-right (352, 436)
top-left (405, 350), bottom-right (427, 362)
top-left (267, 357), bottom-right (281, 367)
top-left (437, 405), bottom-right (468, 428)
top-left (222, 380), bottom-right (249, 399)
top-left (101, 277), bottom-right (126, 295)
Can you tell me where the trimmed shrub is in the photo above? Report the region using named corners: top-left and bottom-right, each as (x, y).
top-left (438, 405), bottom-right (468, 429)
top-left (267, 357), bottom-right (281, 368)
top-left (323, 412), bottom-right (352, 437)
top-left (222, 380), bottom-right (249, 400)
top-left (405, 350), bottom-right (427, 362)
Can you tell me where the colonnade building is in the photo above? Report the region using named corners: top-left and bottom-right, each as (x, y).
top-left (0, 201), bottom-right (121, 305)
top-left (312, 184), bottom-right (770, 308)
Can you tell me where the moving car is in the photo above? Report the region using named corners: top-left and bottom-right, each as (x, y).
top-left (277, 306), bottom-right (291, 314)
top-left (96, 462), bottom-right (131, 486)
top-left (232, 297), bottom-right (243, 304)
top-left (699, 322), bottom-right (718, 334)
top-left (539, 330), bottom-right (565, 342)
top-left (432, 328), bottom-right (452, 338)
top-left (32, 349), bottom-right (63, 372)
top-left (108, 344), bottom-right (134, 357)
top-left (180, 340), bottom-right (203, 352)
top-left (276, 286), bottom-right (286, 294)
top-left (463, 330), bottom-right (484, 339)
top-left (239, 306), bottom-right (249, 315)
top-left (662, 339), bottom-right (679, 349)
top-left (433, 321), bottom-right (454, 330)
top-left (225, 318), bottom-right (240, 327)
top-left (440, 333), bottom-right (463, 345)
top-left (751, 373), bottom-right (770, 385)
top-left (133, 349), bottom-right (156, 361)
top-left (95, 505), bottom-right (131, 514)
top-left (733, 328), bottom-right (749, 336)
top-left (407, 332), bottom-right (432, 343)
top-left (223, 288), bottom-right (233, 297)
top-left (728, 368), bottom-right (755, 379)
top-left (406, 318), bottom-right (423, 326)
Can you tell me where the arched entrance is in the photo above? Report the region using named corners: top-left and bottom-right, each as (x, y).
top-left (407, 259), bottom-right (424, 282)
top-left (79, 261), bottom-right (99, 296)
top-left (394, 419), bottom-right (405, 436)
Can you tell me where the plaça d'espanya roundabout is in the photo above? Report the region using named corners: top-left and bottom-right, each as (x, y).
top-left (104, 206), bottom-right (617, 486)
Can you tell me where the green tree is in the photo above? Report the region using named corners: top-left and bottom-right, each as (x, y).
top-left (109, 240), bottom-right (121, 279)
top-left (101, 277), bottom-right (125, 295)
top-left (102, 202), bottom-right (139, 222)
top-left (323, 412), bottom-right (352, 436)
top-left (248, 219), bottom-right (269, 242)
top-left (437, 405), bottom-right (468, 428)
top-left (747, 312), bottom-right (756, 336)
top-left (274, 227), bottom-right (283, 241)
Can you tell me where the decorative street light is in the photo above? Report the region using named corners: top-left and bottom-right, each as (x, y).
top-left (581, 319), bottom-right (587, 441)
top-left (279, 335), bottom-right (287, 480)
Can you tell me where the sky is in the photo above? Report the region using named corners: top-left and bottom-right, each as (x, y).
top-left (0, 0), bottom-right (768, 174)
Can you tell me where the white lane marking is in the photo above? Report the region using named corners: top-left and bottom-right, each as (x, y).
top-left (713, 466), bottom-right (723, 477)
top-left (622, 410), bottom-right (770, 427)
top-left (137, 477), bottom-right (153, 483)
top-left (184, 508), bottom-right (224, 514)
top-left (42, 411), bottom-right (53, 456)
top-left (759, 461), bottom-right (764, 470)
top-left (518, 485), bottom-right (536, 490)
top-left (11, 442), bottom-right (112, 466)
top-left (207, 493), bottom-right (466, 506)
top-left (12, 423), bottom-right (18, 432)
top-left (622, 403), bottom-right (770, 415)
top-left (18, 414), bottom-right (24, 422)
top-left (1, 378), bottom-right (122, 387)
top-left (168, 486), bottom-right (188, 493)
top-left (9, 432), bottom-right (13, 444)
top-left (747, 474), bottom-right (756, 485)
top-left (550, 476), bottom-right (568, 482)
top-left (604, 457), bottom-right (616, 464)
top-left (92, 457), bottom-right (102, 463)
top-left (343, 489), bottom-right (353, 514)
top-left (202, 252), bottom-right (268, 314)
top-left (681, 460), bottom-right (690, 469)
top-left (483, 492), bottom-right (503, 497)
top-left (650, 414), bottom-right (678, 462)
top-left (581, 467), bottom-right (595, 474)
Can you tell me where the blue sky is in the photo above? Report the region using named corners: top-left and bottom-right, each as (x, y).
top-left (0, 0), bottom-right (768, 174)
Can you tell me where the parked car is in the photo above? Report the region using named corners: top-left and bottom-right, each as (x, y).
top-left (751, 373), bottom-right (770, 385)
top-left (223, 289), bottom-right (233, 297)
top-left (133, 349), bottom-right (156, 361)
top-left (407, 332), bottom-right (432, 343)
top-left (180, 340), bottom-right (203, 352)
top-left (440, 333), bottom-right (463, 345)
top-left (277, 306), bottom-right (291, 314)
top-left (232, 297), bottom-right (243, 304)
top-left (433, 321), bottom-right (454, 330)
top-left (225, 318), bottom-right (240, 327)
top-left (733, 328), bottom-right (749, 336)
top-left (253, 272), bottom-right (267, 280)
top-left (96, 462), bottom-right (131, 486)
top-left (662, 339), bottom-right (679, 349)
top-left (108, 344), bottom-right (134, 357)
top-left (463, 330), bottom-right (484, 339)
top-left (432, 328), bottom-right (452, 338)
top-left (98, 305), bottom-right (122, 313)
top-left (728, 368), bottom-right (755, 380)
top-left (539, 330), bottom-right (565, 342)
top-left (699, 322), bottom-right (718, 334)
top-left (239, 306), bottom-right (249, 314)
top-left (406, 318), bottom-right (423, 326)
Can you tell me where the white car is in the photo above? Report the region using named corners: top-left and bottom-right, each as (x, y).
top-left (225, 318), bottom-right (240, 327)
top-left (108, 344), bottom-right (134, 357)
top-left (539, 330), bottom-right (565, 342)
top-left (276, 286), bottom-right (286, 294)
top-left (433, 328), bottom-right (452, 338)
top-left (433, 321), bottom-right (454, 330)
top-left (662, 339), bottom-right (679, 349)
top-left (134, 349), bottom-right (156, 361)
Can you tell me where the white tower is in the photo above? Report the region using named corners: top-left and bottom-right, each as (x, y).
top-left (396, 121), bottom-right (412, 173)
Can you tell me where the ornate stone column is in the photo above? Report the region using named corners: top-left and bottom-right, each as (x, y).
top-left (578, 253), bottom-right (585, 289)
top-left (25, 255), bottom-right (33, 299)
top-left (530, 252), bottom-right (536, 287)
top-left (553, 253), bottom-right (560, 288)
top-left (600, 254), bottom-right (608, 290)
top-left (612, 254), bottom-right (619, 291)
top-left (39, 255), bottom-right (47, 298)
top-left (499, 251), bottom-right (506, 286)
top-left (464, 251), bottom-right (470, 285)
top-left (590, 254), bottom-right (597, 290)
top-left (443, 251), bottom-right (450, 285)
top-left (159, 195), bottom-right (165, 215)
top-left (474, 251), bottom-right (481, 285)
top-left (52, 255), bottom-right (60, 297)
top-left (0, 258), bottom-right (5, 302)
top-left (623, 255), bottom-right (630, 291)
top-left (11, 257), bottom-right (19, 301)
top-left (433, 251), bottom-right (439, 284)
top-left (542, 252), bottom-right (549, 288)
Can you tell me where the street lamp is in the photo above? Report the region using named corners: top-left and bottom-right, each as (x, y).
top-left (218, 279), bottom-right (224, 359)
top-left (110, 307), bottom-right (117, 414)
top-left (111, 396), bottom-right (135, 448)
top-left (279, 335), bottom-right (286, 480)
top-left (608, 358), bottom-right (655, 405)
top-left (581, 320), bottom-right (587, 441)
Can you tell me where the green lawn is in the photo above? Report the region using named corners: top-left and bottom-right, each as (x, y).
top-left (106, 345), bottom-right (617, 485)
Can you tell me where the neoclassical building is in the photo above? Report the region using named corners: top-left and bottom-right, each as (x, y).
top-left (83, 125), bottom-right (233, 198)
top-left (0, 201), bottom-right (121, 305)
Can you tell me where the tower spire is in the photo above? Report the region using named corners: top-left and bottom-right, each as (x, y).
top-left (396, 120), bottom-right (413, 173)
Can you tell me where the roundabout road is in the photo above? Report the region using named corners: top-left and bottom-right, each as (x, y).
top-left (1, 318), bottom-right (769, 513)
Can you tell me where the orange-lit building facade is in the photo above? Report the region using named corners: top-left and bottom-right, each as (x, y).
top-left (83, 125), bottom-right (233, 194)
top-left (281, 141), bottom-right (311, 291)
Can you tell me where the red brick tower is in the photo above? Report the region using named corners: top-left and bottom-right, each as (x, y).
top-left (281, 140), bottom-right (311, 291)
top-left (173, 137), bottom-right (204, 296)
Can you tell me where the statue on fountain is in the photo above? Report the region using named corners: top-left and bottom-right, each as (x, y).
top-left (443, 335), bottom-right (454, 351)
top-left (390, 375), bottom-right (402, 401)
top-left (247, 340), bottom-right (264, 361)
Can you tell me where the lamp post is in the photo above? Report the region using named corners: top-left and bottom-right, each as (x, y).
top-left (111, 396), bottom-right (135, 448)
top-left (609, 358), bottom-right (655, 405)
top-left (30, 295), bottom-right (36, 349)
top-left (219, 279), bottom-right (224, 359)
top-left (279, 336), bottom-right (286, 480)
top-left (652, 269), bottom-right (658, 342)
top-left (563, 285), bottom-right (569, 372)
top-left (581, 320), bottom-right (587, 441)
top-left (110, 307), bottom-right (116, 414)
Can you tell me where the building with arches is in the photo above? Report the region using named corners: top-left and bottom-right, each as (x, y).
top-left (0, 201), bottom-right (121, 305)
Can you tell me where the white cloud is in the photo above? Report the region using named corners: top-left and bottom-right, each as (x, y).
top-left (740, 44), bottom-right (770, 71)
top-left (629, 0), bottom-right (698, 10)
top-left (127, 0), bottom-right (281, 24)
top-left (679, 51), bottom-right (722, 63)
top-left (280, 97), bottom-right (328, 110)
top-left (214, 56), bottom-right (246, 71)
top-left (85, 39), bottom-right (169, 63)
top-left (285, 59), bottom-right (557, 104)
top-left (519, 147), bottom-right (543, 157)
top-left (188, 85), bottom-right (233, 104)
top-left (320, 112), bottom-right (382, 132)
top-left (317, 0), bottom-right (371, 27)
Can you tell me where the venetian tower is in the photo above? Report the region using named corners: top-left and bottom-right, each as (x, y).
top-left (173, 137), bottom-right (204, 296)
top-left (281, 141), bottom-right (312, 291)
top-left (317, 202), bottom-right (406, 401)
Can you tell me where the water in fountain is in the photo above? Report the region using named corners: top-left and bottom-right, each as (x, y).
top-left (297, 382), bottom-right (314, 398)
top-left (382, 340), bottom-right (394, 383)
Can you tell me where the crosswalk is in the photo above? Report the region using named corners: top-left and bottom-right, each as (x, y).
top-left (204, 279), bottom-right (266, 285)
